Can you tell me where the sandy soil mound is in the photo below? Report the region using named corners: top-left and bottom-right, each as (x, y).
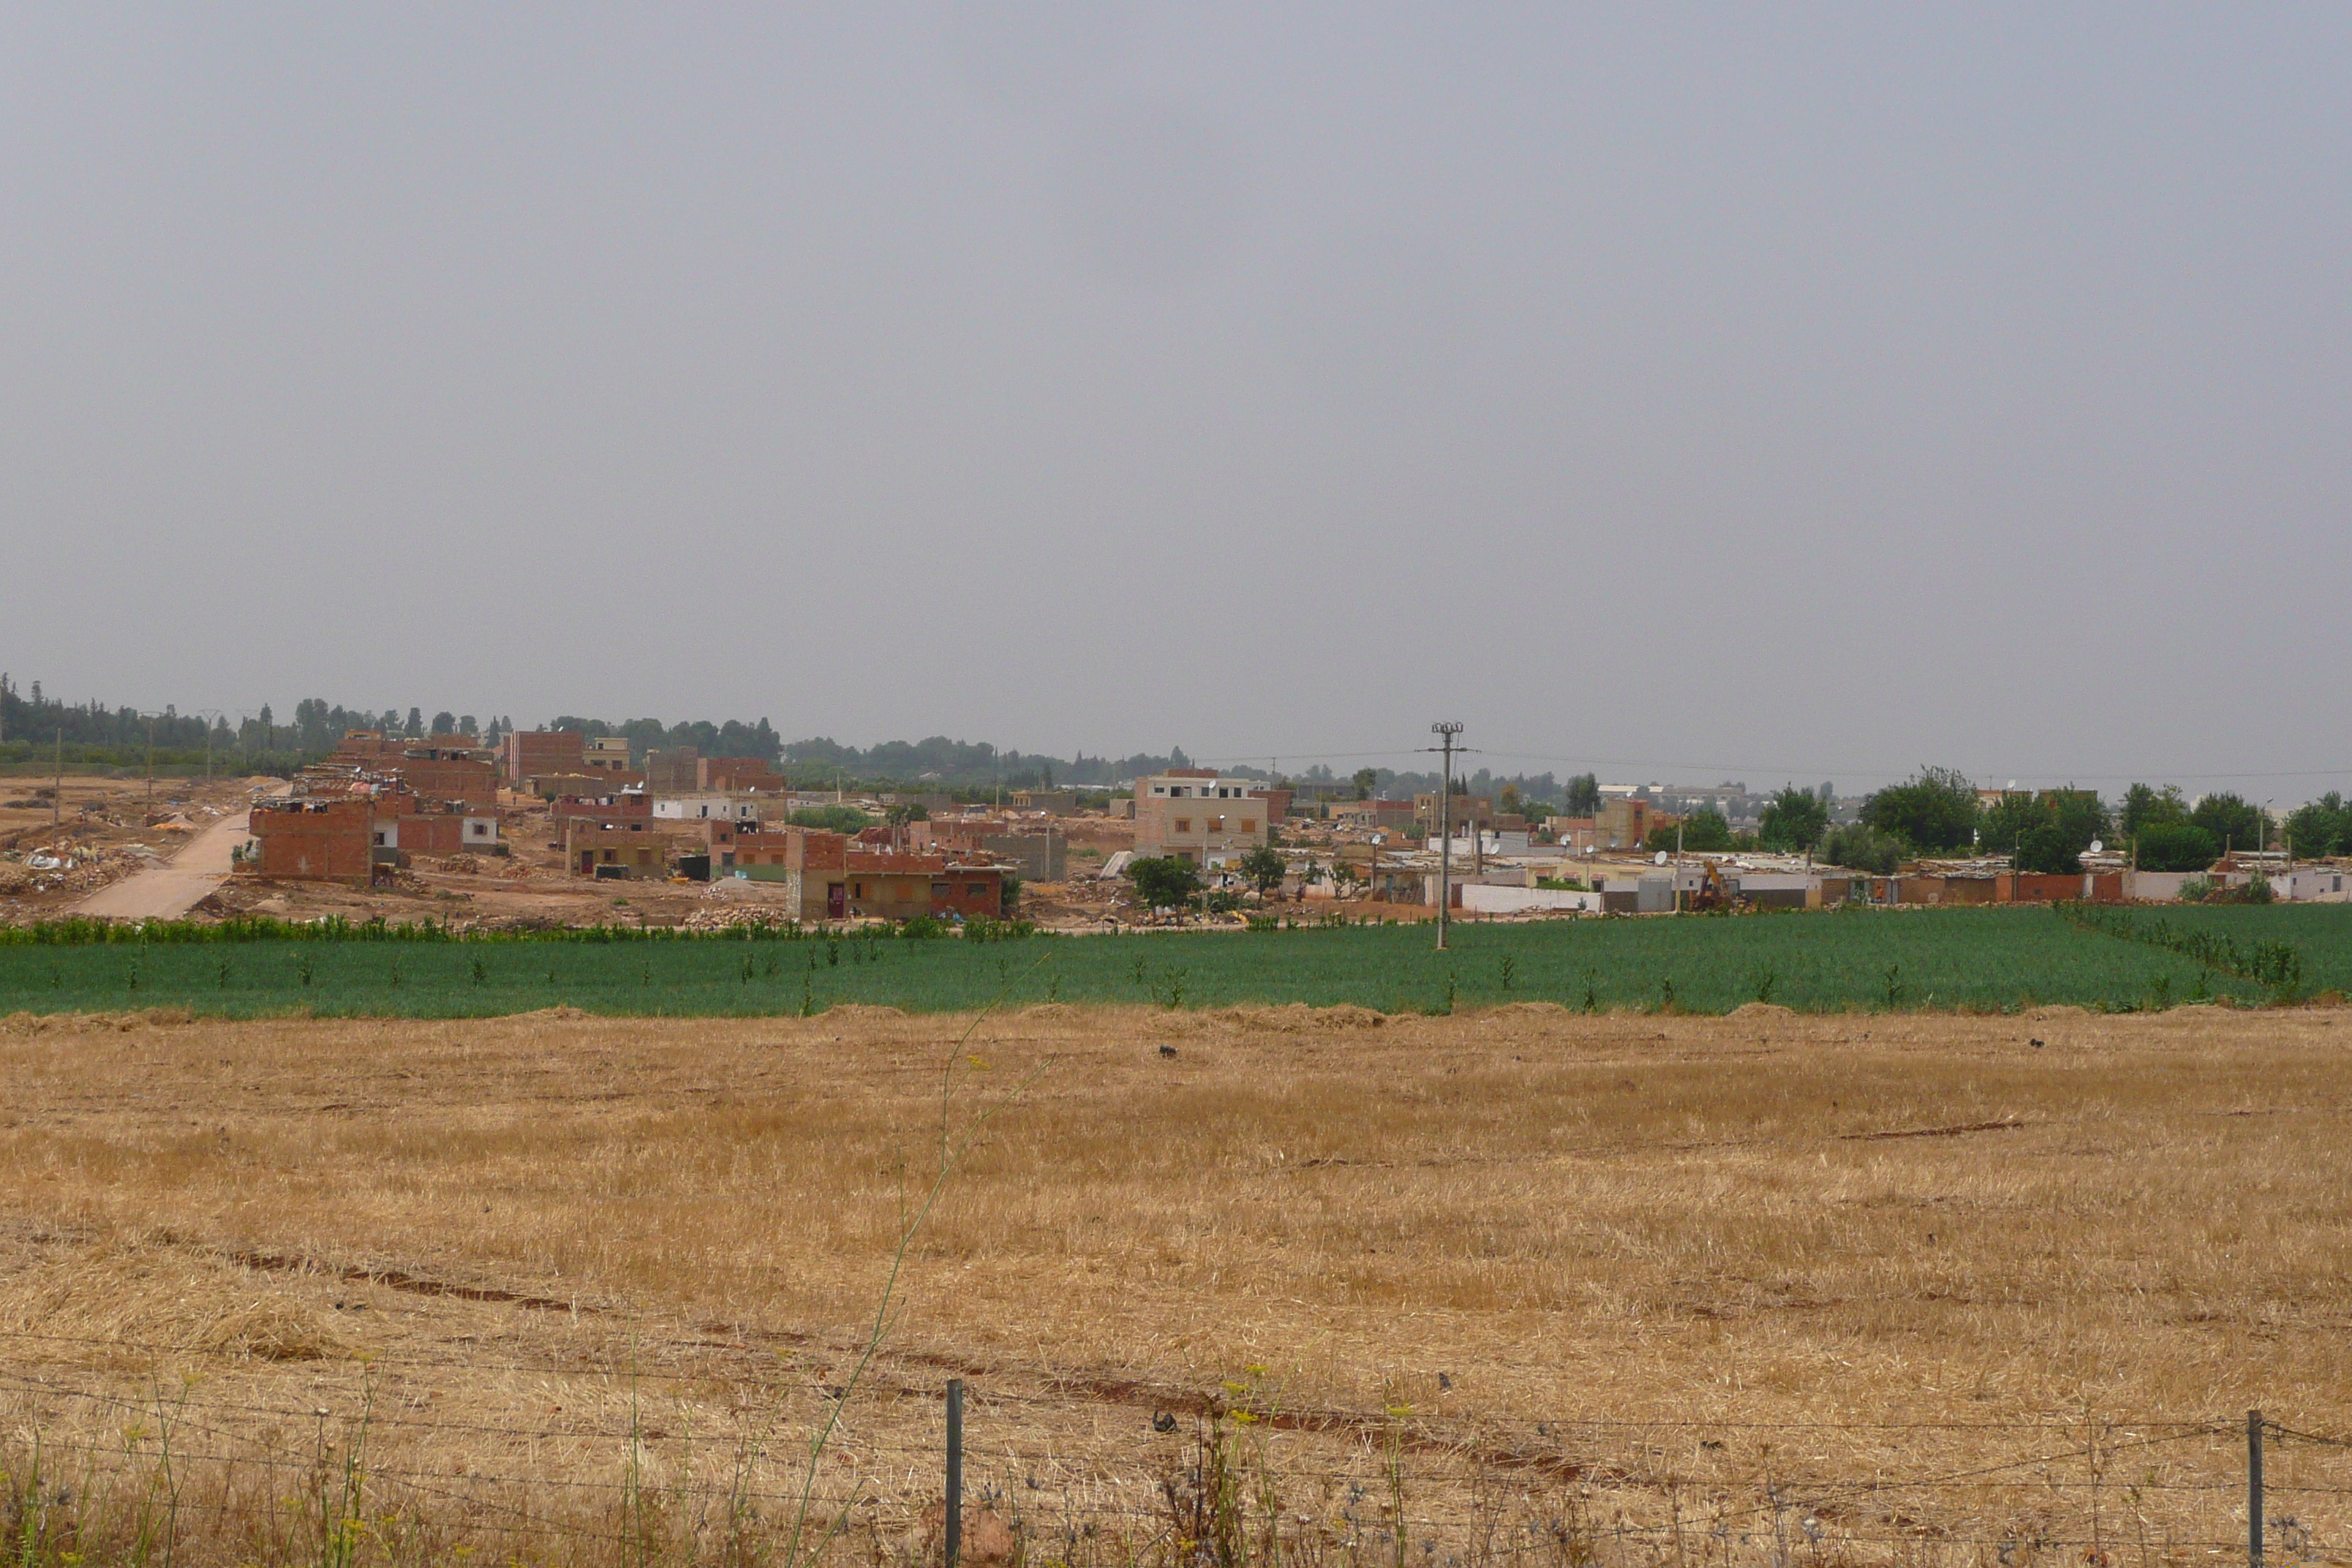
top-left (1726, 1002), bottom-right (1797, 1020)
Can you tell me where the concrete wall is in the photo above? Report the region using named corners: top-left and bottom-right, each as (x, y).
top-left (1462, 884), bottom-right (1604, 914)
top-left (653, 796), bottom-right (758, 822)
top-left (981, 833), bottom-right (1065, 881)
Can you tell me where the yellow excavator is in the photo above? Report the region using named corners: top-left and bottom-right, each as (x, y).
top-left (1686, 859), bottom-right (1737, 913)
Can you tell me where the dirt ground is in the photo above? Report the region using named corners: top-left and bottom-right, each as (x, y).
top-left (7, 785), bottom-right (1423, 935)
top-left (1, 1003), bottom-right (2345, 1564)
top-left (185, 798), bottom-right (1392, 933)
top-left (0, 774), bottom-right (263, 918)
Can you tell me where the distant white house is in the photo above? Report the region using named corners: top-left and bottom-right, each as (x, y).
top-left (652, 796), bottom-right (760, 823)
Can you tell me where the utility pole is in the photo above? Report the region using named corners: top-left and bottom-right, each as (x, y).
top-left (146, 713), bottom-right (157, 809)
top-left (2250, 1409), bottom-right (2264, 1568)
top-left (53, 728), bottom-right (63, 824)
top-left (945, 1379), bottom-right (965, 1568)
top-left (1431, 723), bottom-right (1462, 949)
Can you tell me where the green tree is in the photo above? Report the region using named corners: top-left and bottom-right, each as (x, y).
top-left (429, 711), bottom-right (456, 736)
top-left (1564, 773), bottom-right (1602, 815)
top-left (1237, 845), bottom-right (1288, 899)
top-left (1498, 783), bottom-right (1522, 816)
top-left (2188, 792), bottom-right (2263, 853)
top-left (2136, 823), bottom-right (2218, 872)
top-left (2044, 788), bottom-right (2110, 853)
top-left (2284, 793), bottom-right (2345, 859)
top-left (1128, 856), bottom-right (1203, 911)
top-left (1978, 793), bottom-right (2040, 854)
top-left (1756, 785), bottom-right (1828, 852)
top-left (1861, 766), bottom-right (1980, 851)
top-left (2119, 783), bottom-right (2187, 837)
top-left (1648, 809), bottom-right (1731, 853)
top-left (883, 800), bottom-right (930, 827)
top-left (1817, 823), bottom-right (1905, 875)
top-left (1984, 788), bottom-right (2107, 870)
top-left (2014, 823), bottom-right (2083, 875)
top-left (1352, 768), bottom-right (1379, 801)
top-left (788, 805), bottom-right (874, 834)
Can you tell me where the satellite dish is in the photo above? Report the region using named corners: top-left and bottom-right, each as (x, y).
top-left (1654, 850), bottom-right (1669, 866)
top-left (2089, 840), bottom-right (2104, 855)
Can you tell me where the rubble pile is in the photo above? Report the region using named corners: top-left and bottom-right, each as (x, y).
top-left (680, 906), bottom-right (790, 932)
top-left (0, 841), bottom-right (140, 898)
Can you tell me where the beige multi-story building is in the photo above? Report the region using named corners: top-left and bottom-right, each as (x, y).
top-left (1134, 771), bottom-right (1270, 865)
top-left (1414, 793), bottom-right (1495, 832)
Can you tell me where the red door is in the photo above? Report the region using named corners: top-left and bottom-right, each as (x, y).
top-left (827, 882), bottom-right (846, 919)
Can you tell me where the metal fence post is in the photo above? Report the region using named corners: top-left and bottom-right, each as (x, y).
top-left (946, 1379), bottom-right (964, 1568)
top-left (2250, 1409), bottom-right (2264, 1568)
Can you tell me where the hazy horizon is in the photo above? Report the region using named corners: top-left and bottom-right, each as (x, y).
top-left (5, 6), bottom-right (2347, 794)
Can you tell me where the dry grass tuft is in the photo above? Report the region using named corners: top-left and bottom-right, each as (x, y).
top-left (0, 1240), bottom-right (350, 1365)
top-left (1217, 1000), bottom-right (1390, 1030)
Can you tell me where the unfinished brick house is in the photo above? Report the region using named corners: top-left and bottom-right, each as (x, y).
top-left (564, 821), bottom-right (676, 879)
top-left (761, 829), bottom-right (1010, 921)
top-left (699, 756), bottom-right (785, 792)
top-left (244, 798), bottom-right (374, 883)
top-left (502, 728), bottom-right (586, 788)
top-left (644, 747), bottom-right (700, 794)
top-left (378, 749), bottom-right (497, 807)
top-left (550, 792), bottom-right (652, 842)
top-left (730, 829), bottom-right (796, 881)
top-left (584, 737), bottom-right (633, 773)
top-left (1330, 799), bottom-right (1418, 831)
top-left (839, 851), bottom-right (1009, 921)
top-left (909, 818), bottom-right (1066, 880)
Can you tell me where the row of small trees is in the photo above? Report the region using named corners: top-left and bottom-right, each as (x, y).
top-left (1638, 771), bottom-right (2317, 878)
top-left (1817, 769), bottom-right (2301, 875)
top-left (1127, 848), bottom-right (1294, 913)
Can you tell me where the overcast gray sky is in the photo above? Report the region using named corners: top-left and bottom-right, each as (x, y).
top-left (4, 4), bottom-right (2346, 792)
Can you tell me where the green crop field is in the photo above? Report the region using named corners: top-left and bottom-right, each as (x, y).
top-left (5, 904), bottom-right (2351, 1018)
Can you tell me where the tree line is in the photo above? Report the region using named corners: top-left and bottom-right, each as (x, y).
top-left (1716, 766), bottom-right (2315, 876)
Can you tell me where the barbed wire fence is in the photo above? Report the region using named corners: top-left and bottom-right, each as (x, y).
top-left (1, 1331), bottom-right (2344, 1568)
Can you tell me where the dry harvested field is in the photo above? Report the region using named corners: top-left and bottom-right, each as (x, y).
top-left (3, 1002), bottom-right (2350, 1566)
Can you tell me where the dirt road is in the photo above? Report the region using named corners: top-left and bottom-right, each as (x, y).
top-left (72, 803), bottom-right (255, 920)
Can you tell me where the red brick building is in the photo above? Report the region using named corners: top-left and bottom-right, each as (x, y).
top-left (551, 792), bottom-right (652, 840)
top-left (503, 729), bottom-right (586, 788)
top-left (380, 750), bottom-right (497, 807)
top-left (759, 829), bottom-right (1009, 921)
top-left (701, 756), bottom-right (785, 792)
top-left (246, 798), bottom-right (374, 883)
